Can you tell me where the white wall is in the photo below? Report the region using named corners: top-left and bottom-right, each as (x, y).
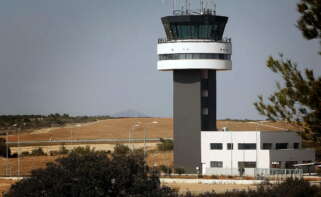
top-left (157, 59), bottom-right (232, 70)
top-left (157, 41), bottom-right (232, 71)
top-left (201, 132), bottom-right (264, 173)
top-left (201, 131), bottom-right (315, 175)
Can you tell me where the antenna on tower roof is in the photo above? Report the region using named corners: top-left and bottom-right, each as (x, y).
top-left (200, 0), bottom-right (204, 14)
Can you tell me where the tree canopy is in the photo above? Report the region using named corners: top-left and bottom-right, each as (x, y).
top-left (254, 0), bottom-right (321, 142)
top-left (297, 0), bottom-right (321, 54)
top-left (5, 146), bottom-right (174, 197)
top-left (254, 55), bottom-right (321, 141)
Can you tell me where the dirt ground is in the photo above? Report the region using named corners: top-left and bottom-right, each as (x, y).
top-left (0, 150), bottom-right (173, 177)
top-left (0, 156), bottom-right (61, 177)
top-left (163, 182), bottom-right (257, 194)
top-left (0, 179), bottom-right (18, 197)
top-left (0, 118), bottom-right (301, 143)
top-left (0, 178), bottom-right (255, 196)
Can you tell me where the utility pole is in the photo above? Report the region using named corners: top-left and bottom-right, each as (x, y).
top-left (17, 126), bottom-right (21, 177)
top-left (6, 131), bottom-right (8, 176)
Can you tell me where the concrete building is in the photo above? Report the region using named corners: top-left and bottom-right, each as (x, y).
top-left (201, 131), bottom-right (315, 176)
top-left (157, 6), bottom-right (231, 173)
top-left (157, 4), bottom-right (315, 175)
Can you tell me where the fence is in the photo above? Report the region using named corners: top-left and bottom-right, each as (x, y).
top-left (205, 168), bottom-right (303, 180)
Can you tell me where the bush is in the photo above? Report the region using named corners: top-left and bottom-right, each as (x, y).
top-left (5, 146), bottom-right (177, 197)
top-left (157, 138), bottom-right (173, 151)
top-left (49, 150), bottom-right (59, 156)
top-left (30, 148), bottom-right (46, 156)
top-left (0, 138), bottom-right (11, 157)
top-left (21, 151), bottom-right (30, 157)
top-left (159, 165), bottom-right (172, 175)
top-left (58, 145), bottom-right (69, 154)
top-left (174, 168), bottom-right (185, 175)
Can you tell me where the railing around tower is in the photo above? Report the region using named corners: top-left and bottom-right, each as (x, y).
top-left (158, 38), bottom-right (232, 44)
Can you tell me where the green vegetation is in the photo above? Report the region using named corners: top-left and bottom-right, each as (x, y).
top-left (157, 138), bottom-right (174, 151)
top-left (174, 168), bottom-right (185, 175)
top-left (254, 0), bottom-right (321, 145)
top-left (297, 0), bottom-right (321, 54)
top-left (254, 55), bottom-right (321, 141)
top-left (0, 138), bottom-right (10, 157)
top-left (0, 114), bottom-right (111, 135)
top-left (159, 165), bottom-right (172, 175)
top-left (5, 145), bottom-right (175, 197)
top-left (5, 148), bottom-right (321, 197)
top-left (30, 148), bottom-right (46, 156)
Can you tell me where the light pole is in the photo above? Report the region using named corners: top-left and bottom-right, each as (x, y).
top-left (18, 127), bottom-right (20, 177)
top-left (6, 131), bottom-right (8, 176)
top-left (70, 129), bottom-right (73, 146)
top-left (129, 123), bottom-right (140, 150)
top-left (11, 123), bottom-right (20, 177)
top-left (141, 121), bottom-right (159, 159)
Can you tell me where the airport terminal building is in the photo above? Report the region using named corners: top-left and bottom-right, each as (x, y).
top-left (201, 131), bottom-right (314, 176)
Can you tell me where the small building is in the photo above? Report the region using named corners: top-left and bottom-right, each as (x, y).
top-left (201, 131), bottom-right (315, 176)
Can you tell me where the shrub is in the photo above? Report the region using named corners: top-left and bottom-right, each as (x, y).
top-left (58, 145), bottom-right (69, 154)
top-left (157, 138), bottom-right (173, 151)
top-left (49, 150), bottom-right (59, 156)
top-left (5, 146), bottom-right (177, 197)
top-left (21, 151), bottom-right (30, 157)
top-left (30, 147), bottom-right (46, 156)
top-left (159, 165), bottom-right (172, 175)
top-left (174, 168), bottom-right (185, 175)
top-left (0, 138), bottom-right (11, 157)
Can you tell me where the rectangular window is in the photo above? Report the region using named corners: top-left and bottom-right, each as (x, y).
top-left (238, 143), bottom-right (256, 150)
top-left (202, 90), bottom-right (208, 97)
top-left (202, 108), bottom-right (208, 115)
top-left (276, 143), bottom-right (288, 149)
top-left (227, 143), bottom-right (233, 150)
top-left (238, 162), bottom-right (256, 168)
top-left (262, 143), bottom-right (272, 150)
top-left (271, 161), bottom-right (281, 168)
top-left (210, 161), bottom-right (223, 168)
top-left (210, 143), bottom-right (223, 150)
top-left (293, 143), bottom-right (300, 149)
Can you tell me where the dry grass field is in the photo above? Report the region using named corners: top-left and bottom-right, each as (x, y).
top-left (0, 118), bottom-right (302, 194)
top-left (162, 182), bottom-right (256, 194)
top-left (1, 118), bottom-right (301, 143)
top-left (0, 156), bottom-right (61, 177)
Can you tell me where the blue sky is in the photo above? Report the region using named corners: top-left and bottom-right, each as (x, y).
top-left (0, 0), bottom-right (320, 119)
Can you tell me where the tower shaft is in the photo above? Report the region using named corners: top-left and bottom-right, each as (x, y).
top-left (173, 70), bottom-right (217, 171)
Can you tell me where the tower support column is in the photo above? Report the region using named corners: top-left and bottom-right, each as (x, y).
top-left (173, 70), bottom-right (202, 173)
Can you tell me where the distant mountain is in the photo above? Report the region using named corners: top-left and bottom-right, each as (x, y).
top-left (112, 110), bottom-right (149, 118)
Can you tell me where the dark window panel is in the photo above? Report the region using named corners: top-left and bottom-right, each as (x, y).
top-left (227, 143), bottom-right (233, 150)
top-left (238, 162), bottom-right (256, 168)
top-left (262, 143), bottom-right (272, 150)
top-left (210, 161), bottom-right (223, 168)
top-left (238, 143), bottom-right (256, 150)
top-left (276, 143), bottom-right (288, 149)
top-left (210, 143), bottom-right (223, 150)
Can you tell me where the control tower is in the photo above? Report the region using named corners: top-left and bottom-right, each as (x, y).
top-left (157, 5), bottom-right (232, 172)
